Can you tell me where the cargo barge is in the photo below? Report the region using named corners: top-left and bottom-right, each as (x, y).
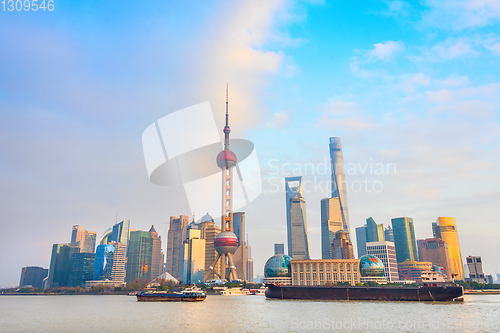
top-left (265, 283), bottom-right (463, 302)
top-left (136, 287), bottom-right (206, 302)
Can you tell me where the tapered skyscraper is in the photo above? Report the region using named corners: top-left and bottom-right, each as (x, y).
top-left (321, 137), bottom-right (351, 258)
top-left (329, 137), bottom-right (350, 238)
top-left (286, 176), bottom-right (310, 259)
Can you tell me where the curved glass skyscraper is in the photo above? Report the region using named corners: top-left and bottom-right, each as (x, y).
top-left (329, 138), bottom-right (350, 238)
top-left (94, 244), bottom-right (115, 280)
top-left (285, 176), bottom-right (310, 260)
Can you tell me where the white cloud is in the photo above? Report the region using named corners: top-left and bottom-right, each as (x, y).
top-left (421, 0), bottom-right (500, 30)
top-left (318, 100), bottom-right (373, 130)
top-left (368, 41), bottom-right (405, 61)
top-left (411, 38), bottom-right (478, 62)
top-left (266, 111), bottom-right (289, 129)
top-left (437, 75), bottom-right (469, 86)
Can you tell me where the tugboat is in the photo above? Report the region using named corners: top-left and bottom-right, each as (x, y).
top-left (136, 286), bottom-right (206, 302)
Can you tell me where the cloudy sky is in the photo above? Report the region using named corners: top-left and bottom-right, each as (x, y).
top-left (1, 0), bottom-right (500, 287)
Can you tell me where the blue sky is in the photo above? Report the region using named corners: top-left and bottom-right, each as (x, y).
top-left (1, 0), bottom-right (500, 287)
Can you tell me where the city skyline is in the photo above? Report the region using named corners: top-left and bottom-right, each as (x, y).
top-left (2, 1), bottom-right (500, 287)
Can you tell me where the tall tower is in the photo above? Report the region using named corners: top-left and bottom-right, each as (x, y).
top-left (329, 137), bottom-right (351, 239)
top-left (285, 176), bottom-right (310, 259)
top-left (435, 217), bottom-right (464, 280)
top-left (205, 86), bottom-right (239, 282)
top-left (391, 217), bottom-right (418, 263)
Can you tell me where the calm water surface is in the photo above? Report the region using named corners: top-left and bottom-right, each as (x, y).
top-left (1, 294), bottom-right (500, 332)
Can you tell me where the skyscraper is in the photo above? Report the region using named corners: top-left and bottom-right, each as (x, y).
top-left (391, 217), bottom-right (418, 263)
top-left (232, 212), bottom-right (247, 281)
top-left (366, 241), bottom-right (399, 282)
top-left (110, 220), bottom-right (130, 245)
top-left (182, 228), bottom-right (206, 284)
top-left (149, 225), bottom-right (163, 279)
top-left (197, 213), bottom-right (221, 281)
top-left (46, 243), bottom-right (80, 288)
top-left (355, 226), bottom-right (367, 257)
top-left (71, 225), bottom-right (96, 253)
top-left (274, 244), bottom-right (285, 255)
top-left (19, 266), bottom-right (48, 289)
top-left (110, 242), bottom-right (127, 284)
top-left (466, 256), bottom-right (486, 283)
top-left (434, 217), bottom-right (464, 281)
top-left (416, 239), bottom-right (424, 261)
top-left (69, 252), bottom-right (95, 287)
top-left (126, 230), bottom-right (153, 282)
top-left (366, 217), bottom-right (384, 242)
top-left (421, 238), bottom-right (452, 279)
top-left (331, 230), bottom-right (354, 259)
top-left (166, 215), bottom-right (189, 279)
top-left (384, 226), bottom-right (394, 242)
top-left (285, 176), bottom-right (310, 260)
top-left (320, 197), bottom-right (343, 259)
top-left (329, 137), bottom-right (350, 239)
top-left (94, 244), bottom-right (115, 281)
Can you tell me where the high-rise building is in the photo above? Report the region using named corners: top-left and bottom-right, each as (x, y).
top-left (416, 239), bottom-right (424, 261)
top-left (466, 256), bottom-right (486, 283)
top-left (331, 230), bottom-right (354, 259)
top-left (69, 252), bottom-right (95, 287)
top-left (233, 212), bottom-right (247, 281)
top-left (329, 138), bottom-right (351, 238)
top-left (110, 242), bottom-right (127, 284)
top-left (420, 238), bottom-right (452, 279)
top-left (94, 244), bottom-right (115, 281)
top-left (246, 258), bottom-right (254, 282)
top-left (497, 274), bottom-right (500, 284)
top-left (71, 225), bottom-right (96, 253)
top-left (166, 215), bottom-right (189, 279)
top-left (398, 260), bottom-right (432, 282)
top-left (100, 228), bottom-right (113, 245)
top-left (355, 226), bottom-right (367, 258)
top-left (149, 225), bottom-right (163, 280)
top-left (233, 212), bottom-right (245, 246)
top-left (285, 176), bottom-right (310, 260)
top-left (110, 220), bottom-right (130, 245)
top-left (366, 217), bottom-right (384, 242)
top-left (320, 197), bottom-right (343, 259)
top-left (182, 228), bottom-right (206, 284)
top-left (486, 275), bottom-right (494, 284)
top-left (126, 230), bottom-right (153, 282)
top-left (46, 243), bottom-right (80, 288)
top-left (19, 266), bottom-right (48, 289)
top-left (274, 244), bottom-right (285, 255)
top-left (391, 217), bottom-right (418, 263)
top-left (197, 214), bottom-right (221, 281)
top-left (384, 226), bottom-right (394, 242)
top-left (434, 217), bottom-right (464, 281)
top-left (366, 241), bottom-right (399, 282)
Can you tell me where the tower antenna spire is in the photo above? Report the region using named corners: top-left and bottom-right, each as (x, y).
top-left (224, 83), bottom-right (230, 150)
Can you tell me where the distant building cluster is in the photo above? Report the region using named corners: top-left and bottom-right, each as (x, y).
top-left (263, 136), bottom-right (494, 286)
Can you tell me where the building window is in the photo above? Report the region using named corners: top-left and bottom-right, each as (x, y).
top-left (306, 264), bottom-right (310, 272)
top-left (332, 264), bottom-right (337, 272)
top-left (313, 273), bottom-right (317, 281)
top-left (312, 264), bottom-right (317, 272)
top-left (313, 280), bottom-right (317, 286)
top-left (353, 264), bottom-right (358, 272)
top-left (319, 264), bottom-right (324, 272)
top-left (293, 273), bottom-right (298, 282)
top-left (300, 273), bottom-right (304, 282)
top-left (326, 273), bottom-right (331, 281)
top-left (354, 273), bottom-right (358, 280)
top-left (340, 264), bottom-right (344, 272)
top-left (326, 263), bottom-right (330, 271)
top-left (347, 264), bottom-right (351, 272)
top-left (333, 274), bottom-right (338, 282)
top-left (300, 264), bottom-right (303, 272)
top-left (340, 274), bottom-right (345, 281)
top-left (306, 280), bottom-right (311, 286)
top-left (319, 273), bottom-right (324, 283)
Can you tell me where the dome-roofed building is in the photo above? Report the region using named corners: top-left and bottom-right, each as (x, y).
top-left (198, 213), bottom-right (214, 223)
top-left (359, 254), bottom-right (387, 284)
top-left (263, 254), bottom-right (292, 285)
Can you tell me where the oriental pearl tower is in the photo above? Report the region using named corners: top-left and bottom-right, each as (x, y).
top-left (205, 85), bottom-right (239, 282)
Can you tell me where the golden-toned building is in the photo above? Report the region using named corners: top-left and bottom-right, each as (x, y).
top-left (197, 214), bottom-right (221, 281)
top-left (433, 217), bottom-right (464, 280)
top-left (398, 260), bottom-right (433, 282)
top-left (290, 259), bottom-right (361, 286)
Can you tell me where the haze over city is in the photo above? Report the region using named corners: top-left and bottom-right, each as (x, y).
top-left (1, 0), bottom-right (500, 288)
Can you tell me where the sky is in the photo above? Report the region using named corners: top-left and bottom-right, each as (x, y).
top-left (1, 0), bottom-right (500, 287)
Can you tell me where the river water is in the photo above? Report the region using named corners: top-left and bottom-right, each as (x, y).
top-left (1, 294), bottom-right (499, 332)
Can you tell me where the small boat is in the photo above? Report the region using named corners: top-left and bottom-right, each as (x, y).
top-left (219, 287), bottom-right (250, 296)
top-left (136, 286), bottom-right (206, 302)
top-left (249, 286), bottom-right (266, 295)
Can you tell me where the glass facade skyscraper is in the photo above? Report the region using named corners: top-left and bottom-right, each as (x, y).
top-left (71, 225), bottom-right (96, 253)
top-left (391, 217), bottom-right (418, 263)
top-left (69, 252), bottom-right (95, 287)
top-left (435, 217), bottom-right (464, 280)
top-left (126, 231), bottom-right (153, 282)
top-left (94, 244), bottom-right (115, 281)
top-left (355, 226), bottom-right (367, 257)
top-left (285, 176), bottom-right (310, 260)
top-left (166, 215), bottom-right (189, 279)
top-left (19, 266), bottom-right (48, 289)
top-left (320, 197), bottom-right (343, 259)
top-left (328, 137), bottom-right (350, 239)
top-left (110, 220), bottom-right (130, 245)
